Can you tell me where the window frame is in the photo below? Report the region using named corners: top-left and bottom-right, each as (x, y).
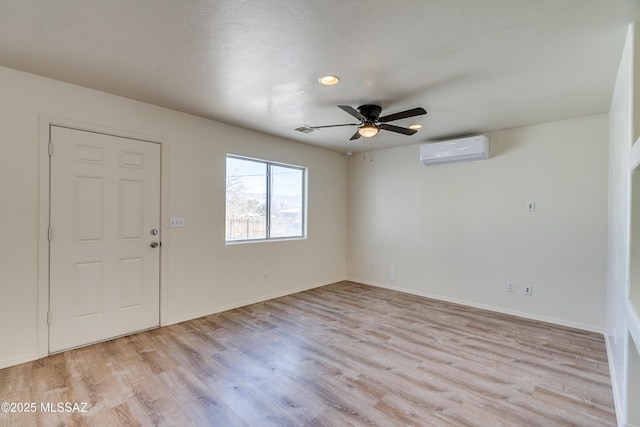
top-left (225, 154), bottom-right (307, 243)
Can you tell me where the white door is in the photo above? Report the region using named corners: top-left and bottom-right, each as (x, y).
top-left (49, 126), bottom-right (161, 353)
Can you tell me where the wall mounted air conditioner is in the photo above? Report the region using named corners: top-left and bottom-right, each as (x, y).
top-left (420, 135), bottom-right (489, 165)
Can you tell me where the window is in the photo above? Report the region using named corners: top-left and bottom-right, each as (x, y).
top-left (226, 155), bottom-right (306, 242)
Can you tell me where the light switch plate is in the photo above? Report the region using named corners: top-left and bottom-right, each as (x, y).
top-left (169, 217), bottom-right (184, 228)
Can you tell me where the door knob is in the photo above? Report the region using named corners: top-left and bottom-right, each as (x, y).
top-left (150, 242), bottom-right (159, 248)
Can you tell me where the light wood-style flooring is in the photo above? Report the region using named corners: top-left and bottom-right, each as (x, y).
top-left (1, 281), bottom-right (615, 426)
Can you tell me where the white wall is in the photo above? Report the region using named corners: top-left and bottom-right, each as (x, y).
top-left (0, 66), bottom-right (347, 368)
top-left (347, 115), bottom-right (609, 332)
top-left (607, 22), bottom-right (640, 427)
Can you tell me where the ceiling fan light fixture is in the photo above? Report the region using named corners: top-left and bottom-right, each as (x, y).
top-left (319, 74), bottom-right (340, 85)
top-left (409, 124), bottom-right (422, 130)
top-left (358, 124), bottom-right (379, 138)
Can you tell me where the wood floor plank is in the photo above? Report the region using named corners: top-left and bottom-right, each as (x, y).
top-left (0, 281), bottom-right (616, 426)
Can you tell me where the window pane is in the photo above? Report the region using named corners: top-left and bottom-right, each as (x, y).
top-left (270, 165), bottom-right (303, 238)
top-left (226, 157), bottom-right (267, 241)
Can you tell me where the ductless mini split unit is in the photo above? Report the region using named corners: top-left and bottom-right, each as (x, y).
top-left (420, 135), bottom-right (489, 165)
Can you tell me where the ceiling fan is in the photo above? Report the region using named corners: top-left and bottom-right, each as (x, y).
top-left (310, 104), bottom-right (427, 140)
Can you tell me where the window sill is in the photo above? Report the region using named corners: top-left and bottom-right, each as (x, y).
top-left (225, 236), bottom-right (307, 245)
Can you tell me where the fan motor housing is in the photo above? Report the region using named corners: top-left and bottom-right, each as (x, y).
top-left (358, 104), bottom-right (382, 122)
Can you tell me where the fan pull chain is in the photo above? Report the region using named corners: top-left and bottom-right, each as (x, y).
top-left (360, 140), bottom-right (374, 162)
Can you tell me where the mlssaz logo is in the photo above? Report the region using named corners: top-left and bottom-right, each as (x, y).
top-left (40, 402), bottom-right (89, 413)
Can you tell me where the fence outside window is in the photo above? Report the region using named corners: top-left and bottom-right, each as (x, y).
top-left (225, 216), bottom-right (301, 241)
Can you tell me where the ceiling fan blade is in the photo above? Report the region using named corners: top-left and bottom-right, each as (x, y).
top-left (310, 123), bottom-right (358, 129)
top-left (379, 123), bottom-right (417, 135)
top-left (338, 105), bottom-right (366, 121)
top-left (378, 107), bottom-right (427, 123)
top-left (349, 129), bottom-right (362, 140)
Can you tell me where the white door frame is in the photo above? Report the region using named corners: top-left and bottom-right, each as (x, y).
top-left (37, 115), bottom-right (169, 358)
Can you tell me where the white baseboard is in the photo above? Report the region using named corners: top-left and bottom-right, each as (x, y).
top-left (165, 276), bottom-right (347, 326)
top-left (0, 352), bottom-right (39, 370)
top-left (346, 277), bottom-right (604, 334)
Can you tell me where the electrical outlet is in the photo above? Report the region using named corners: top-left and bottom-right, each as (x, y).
top-left (263, 272), bottom-right (269, 281)
top-left (524, 285), bottom-right (532, 296)
top-left (369, 262), bottom-right (374, 270)
top-left (507, 282), bottom-right (514, 292)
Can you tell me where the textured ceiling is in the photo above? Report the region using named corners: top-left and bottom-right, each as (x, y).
top-left (1, 0), bottom-right (639, 152)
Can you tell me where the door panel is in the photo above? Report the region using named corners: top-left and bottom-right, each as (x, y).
top-left (75, 176), bottom-right (104, 242)
top-left (120, 179), bottom-right (144, 239)
top-left (120, 257), bottom-right (144, 308)
top-left (75, 261), bottom-right (102, 317)
top-left (49, 126), bottom-right (160, 353)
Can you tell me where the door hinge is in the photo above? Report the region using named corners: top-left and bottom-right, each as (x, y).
top-left (47, 312), bottom-right (52, 325)
top-left (48, 227), bottom-right (53, 241)
top-left (48, 143), bottom-right (53, 156)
